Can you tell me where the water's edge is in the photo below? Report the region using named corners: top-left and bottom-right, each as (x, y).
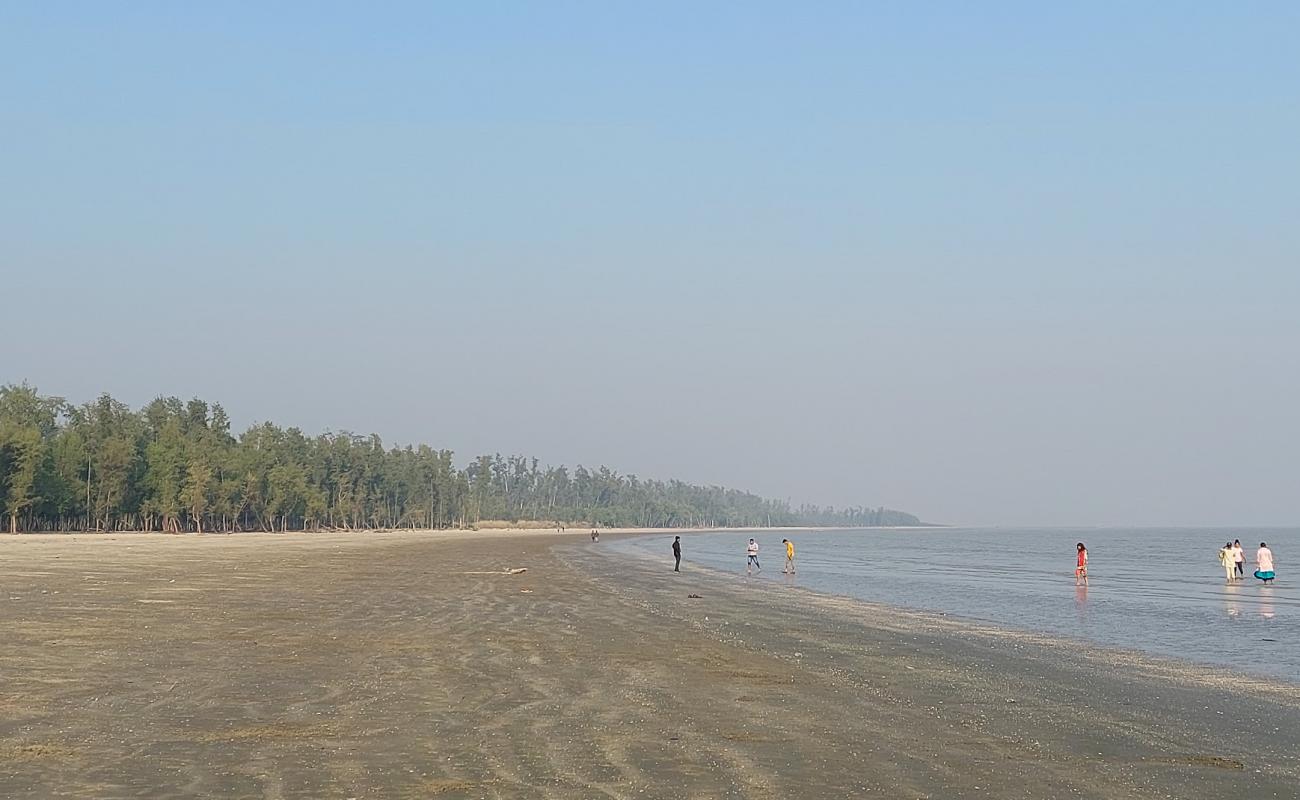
top-left (585, 529), bottom-right (1300, 694)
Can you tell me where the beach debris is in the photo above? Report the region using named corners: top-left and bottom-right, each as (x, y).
top-left (519, 589), bottom-right (533, 594)
top-left (687, 593), bottom-right (703, 599)
top-left (461, 568), bottom-right (528, 575)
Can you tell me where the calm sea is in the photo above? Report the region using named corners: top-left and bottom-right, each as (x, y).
top-left (614, 527), bottom-right (1299, 683)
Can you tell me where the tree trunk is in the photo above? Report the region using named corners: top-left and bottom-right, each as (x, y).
top-left (86, 456), bottom-right (92, 531)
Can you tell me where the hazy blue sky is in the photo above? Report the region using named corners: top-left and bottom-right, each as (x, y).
top-left (3, 3), bottom-right (1297, 526)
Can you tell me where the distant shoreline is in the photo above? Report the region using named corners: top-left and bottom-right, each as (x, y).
top-left (0, 524), bottom-right (944, 542)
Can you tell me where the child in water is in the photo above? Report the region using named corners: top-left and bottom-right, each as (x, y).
top-left (1075, 542), bottom-right (1088, 586)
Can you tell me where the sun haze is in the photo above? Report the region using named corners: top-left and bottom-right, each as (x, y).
top-left (3, 3), bottom-right (1297, 526)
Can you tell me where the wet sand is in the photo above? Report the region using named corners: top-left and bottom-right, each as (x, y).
top-left (1, 530), bottom-right (1297, 798)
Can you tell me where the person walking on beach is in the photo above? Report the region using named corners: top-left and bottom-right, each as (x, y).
top-left (782, 538), bottom-right (796, 574)
top-left (1232, 539), bottom-right (1245, 578)
top-left (672, 536), bottom-right (681, 572)
top-left (1218, 541), bottom-right (1236, 583)
top-left (1255, 542), bottom-right (1276, 584)
top-left (1075, 542), bottom-right (1088, 586)
top-left (746, 538), bottom-right (761, 574)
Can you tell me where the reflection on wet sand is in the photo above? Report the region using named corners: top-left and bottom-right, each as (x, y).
top-left (1260, 586), bottom-right (1276, 620)
top-left (1224, 583), bottom-right (1242, 620)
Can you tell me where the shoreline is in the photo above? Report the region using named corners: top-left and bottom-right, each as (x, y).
top-left (564, 539), bottom-right (1300, 790)
top-left (3, 531), bottom-right (1297, 797)
top-left (594, 533), bottom-right (1300, 700)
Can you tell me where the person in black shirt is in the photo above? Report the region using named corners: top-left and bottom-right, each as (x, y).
top-left (672, 536), bottom-right (682, 572)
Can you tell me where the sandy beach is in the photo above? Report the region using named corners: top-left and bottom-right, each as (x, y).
top-left (1, 529), bottom-right (1297, 799)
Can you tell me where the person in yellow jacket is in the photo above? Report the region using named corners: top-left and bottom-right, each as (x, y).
top-left (782, 538), bottom-right (796, 574)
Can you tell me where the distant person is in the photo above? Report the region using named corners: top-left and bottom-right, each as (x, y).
top-left (782, 538), bottom-right (796, 574)
top-left (746, 539), bottom-right (761, 574)
top-left (672, 536), bottom-right (681, 572)
top-left (1075, 542), bottom-right (1088, 586)
top-left (1218, 542), bottom-right (1236, 583)
top-left (591, 529), bottom-right (599, 542)
top-left (1255, 542), bottom-right (1276, 584)
top-left (1232, 539), bottom-right (1245, 577)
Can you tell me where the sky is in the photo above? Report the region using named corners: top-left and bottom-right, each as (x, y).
top-left (2, 2), bottom-right (1297, 526)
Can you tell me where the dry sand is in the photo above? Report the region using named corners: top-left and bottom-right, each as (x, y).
top-left (1, 529), bottom-right (1297, 798)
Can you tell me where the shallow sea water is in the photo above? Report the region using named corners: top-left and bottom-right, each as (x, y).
top-left (614, 527), bottom-right (1300, 682)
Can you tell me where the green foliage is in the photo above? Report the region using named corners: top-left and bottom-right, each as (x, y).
top-left (0, 384), bottom-right (923, 533)
top-left (0, 423), bottom-right (44, 533)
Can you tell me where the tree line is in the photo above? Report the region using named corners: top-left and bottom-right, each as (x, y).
top-left (0, 384), bottom-right (923, 534)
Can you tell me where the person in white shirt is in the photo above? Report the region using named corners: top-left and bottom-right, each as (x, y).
top-left (1232, 539), bottom-right (1245, 578)
top-left (1255, 543), bottom-right (1276, 584)
top-left (746, 539), bottom-right (761, 574)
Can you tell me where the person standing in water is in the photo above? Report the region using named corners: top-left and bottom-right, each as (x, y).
top-left (782, 538), bottom-right (796, 574)
top-left (1232, 539), bottom-right (1245, 578)
top-left (746, 538), bottom-right (761, 574)
top-left (1075, 542), bottom-right (1088, 586)
top-left (672, 536), bottom-right (681, 572)
top-left (1218, 541), bottom-right (1236, 583)
top-left (1255, 542), bottom-right (1276, 584)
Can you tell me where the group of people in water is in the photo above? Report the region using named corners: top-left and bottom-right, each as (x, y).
top-left (743, 537), bottom-right (796, 575)
top-left (1218, 539), bottom-right (1276, 584)
top-left (1073, 539), bottom-right (1279, 586)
